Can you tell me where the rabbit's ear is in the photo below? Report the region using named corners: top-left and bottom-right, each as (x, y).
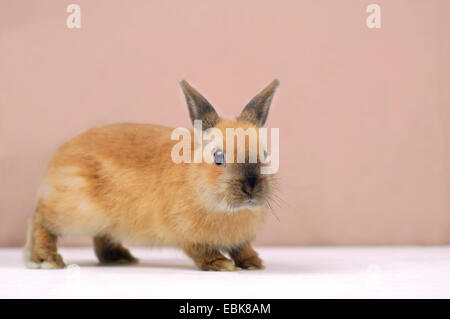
top-left (180, 80), bottom-right (219, 129)
top-left (238, 79), bottom-right (279, 127)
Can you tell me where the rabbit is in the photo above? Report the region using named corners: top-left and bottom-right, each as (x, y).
top-left (24, 79), bottom-right (279, 271)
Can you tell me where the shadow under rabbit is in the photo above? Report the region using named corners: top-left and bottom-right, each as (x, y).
top-left (69, 259), bottom-right (197, 271)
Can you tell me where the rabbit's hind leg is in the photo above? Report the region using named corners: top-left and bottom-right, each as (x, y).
top-left (93, 235), bottom-right (138, 265)
top-left (24, 207), bottom-right (66, 269)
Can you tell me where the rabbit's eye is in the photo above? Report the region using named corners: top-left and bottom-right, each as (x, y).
top-left (214, 150), bottom-right (225, 166)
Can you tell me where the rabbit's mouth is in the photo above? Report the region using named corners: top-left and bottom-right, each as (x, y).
top-left (244, 198), bottom-right (258, 205)
top-left (209, 196), bottom-right (268, 213)
top-left (239, 198), bottom-right (268, 211)
top-left (228, 196), bottom-right (268, 212)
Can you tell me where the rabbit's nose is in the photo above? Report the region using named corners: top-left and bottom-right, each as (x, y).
top-left (242, 177), bottom-right (257, 197)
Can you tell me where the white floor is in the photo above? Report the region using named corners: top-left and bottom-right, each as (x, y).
top-left (1, 246), bottom-right (450, 298)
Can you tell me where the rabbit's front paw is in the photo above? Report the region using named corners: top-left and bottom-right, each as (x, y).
top-left (235, 255), bottom-right (265, 270)
top-left (183, 244), bottom-right (239, 271)
top-left (200, 257), bottom-right (238, 271)
top-left (230, 244), bottom-right (265, 270)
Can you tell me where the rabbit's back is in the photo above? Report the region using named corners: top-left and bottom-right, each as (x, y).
top-left (37, 123), bottom-right (184, 244)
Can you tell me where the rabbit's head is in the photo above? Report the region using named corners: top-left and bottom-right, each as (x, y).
top-left (179, 80), bottom-right (279, 213)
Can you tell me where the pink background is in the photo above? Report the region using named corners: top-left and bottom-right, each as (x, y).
top-left (1, 1), bottom-right (450, 246)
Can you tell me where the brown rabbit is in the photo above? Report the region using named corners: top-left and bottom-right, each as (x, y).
top-left (24, 79), bottom-right (279, 271)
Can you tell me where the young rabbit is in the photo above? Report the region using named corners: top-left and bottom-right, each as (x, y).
top-left (24, 79), bottom-right (279, 271)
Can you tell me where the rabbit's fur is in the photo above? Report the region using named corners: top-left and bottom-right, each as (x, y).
top-left (25, 80), bottom-right (279, 271)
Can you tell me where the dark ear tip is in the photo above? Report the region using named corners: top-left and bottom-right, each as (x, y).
top-left (272, 78), bottom-right (280, 87)
top-left (179, 79), bottom-right (188, 88)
